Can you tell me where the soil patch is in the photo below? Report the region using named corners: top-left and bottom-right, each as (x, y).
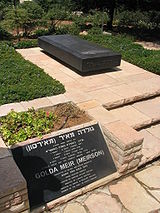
top-left (45, 102), bottom-right (91, 130)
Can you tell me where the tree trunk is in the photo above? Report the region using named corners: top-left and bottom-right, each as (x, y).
top-left (107, 0), bottom-right (116, 30)
top-left (16, 26), bottom-right (20, 41)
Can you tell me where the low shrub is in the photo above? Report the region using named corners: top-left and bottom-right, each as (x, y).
top-left (55, 23), bottom-right (80, 35)
top-left (0, 26), bottom-right (12, 40)
top-left (0, 43), bottom-right (65, 105)
top-left (84, 34), bottom-right (160, 75)
top-left (114, 9), bottom-right (160, 30)
top-left (33, 29), bottom-right (49, 37)
top-left (0, 108), bottom-right (57, 145)
top-left (88, 26), bottom-right (102, 35)
top-left (13, 39), bottom-right (38, 49)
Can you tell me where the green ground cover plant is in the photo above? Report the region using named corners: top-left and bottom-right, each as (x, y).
top-left (0, 108), bottom-right (57, 145)
top-left (84, 33), bottom-right (160, 75)
top-left (13, 39), bottom-right (38, 49)
top-left (0, 43), bottom-right (65, 105)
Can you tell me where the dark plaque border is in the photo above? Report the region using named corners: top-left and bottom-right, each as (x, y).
top-left (12, 123), bottom-right (116, 209)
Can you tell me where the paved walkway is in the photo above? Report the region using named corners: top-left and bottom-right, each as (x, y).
top-left (17, 47), bottom-right (160, 166)
top-left (49, 161), bottom-right (160, 213)
top-left (16, 47), bottom-right (160, 213)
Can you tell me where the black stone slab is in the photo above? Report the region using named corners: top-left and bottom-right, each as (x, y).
top-left (38, 35), bottom-right (121, 73)
top-left (11, 123), bottom-right (116, 209)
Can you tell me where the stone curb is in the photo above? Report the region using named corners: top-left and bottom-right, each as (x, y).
top-left (0, 94), bottom-right (70, 118)
top-left (104, 93), bottom-right (160, 110)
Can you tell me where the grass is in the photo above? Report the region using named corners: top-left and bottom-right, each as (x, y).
top-left (0, 43), bottom-right (65, 105)
top-left (83, 33), bottom-right (160, 75)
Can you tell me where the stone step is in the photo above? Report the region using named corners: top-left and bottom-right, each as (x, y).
top-left (104, 92), bottom-right (160, 110)
top-left (102, 76), bottom-right (160, 110)
top-left (109, 96), bottom-right (160, 129)
top-left (139, 123), bottom-right (160, 166)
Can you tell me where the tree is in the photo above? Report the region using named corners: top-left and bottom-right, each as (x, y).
top-left (46, 4), bottom-right (69, 33)
top-left (20, 1), bottom-right (44, 36)
top-left (33, 0), bottom-right (75, 12)
top-left (0, 0), bottom-right (13, 20)
top-left (2, 7), bottom-right (29, 40)
top-left (20, 1), bottom-right (44, 19)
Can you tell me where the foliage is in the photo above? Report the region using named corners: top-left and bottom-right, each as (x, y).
top-left (73, 10), bottom-right (108, 31)
top-left (0, 43), bottom-right (65, 105)
top-left (0, 108), bottom-right (57, 145)
top-left (55, 23), bottom-right (81, 35)
top-left (0, 25), bottom-right (12, 40)
top-left (13, 39), bottom-right (38, 49)
top-left (87, 10), bottom-right (108, 27)
top-left (46, 4), bottom-right (71, 22)
top-left (32, 29), bottom-right (49, 37)
top-left (2, 7), bottom-right (29, 39)
top-left (84, 34), bottom-right (160, 75)
top-left (20, 1), bottom-right (44, 20)
top-left (45, 4), bottom-right (75, 33)
top-left (73, 15), bottom-right (88, 31)
top-left (19, 1), bottom-right (44, 36)
top-left (34, 0), bottom-right (75, 12)
top-left (114, 9), bottom-right (160, 30)
top-left (0, 0), bottom-right (13, 20)
top-left (88, 27), bottom-right (102, 35)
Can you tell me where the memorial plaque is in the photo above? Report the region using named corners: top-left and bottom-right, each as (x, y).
top-left (11, 123), bottom-right (116, 209)
top-left (38, 35), bottom-right (121, 73)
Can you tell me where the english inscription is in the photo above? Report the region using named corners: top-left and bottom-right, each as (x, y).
top-left (12, 123), bottom-right (116, 209)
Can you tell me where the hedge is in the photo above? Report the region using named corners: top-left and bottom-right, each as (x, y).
top-left (0, 43), bottom-right (65, 105)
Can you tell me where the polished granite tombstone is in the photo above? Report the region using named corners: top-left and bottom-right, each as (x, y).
top-left (38, 35), bottom-right (121, 73)
top-left (12, 123), bottom-right (116, 209)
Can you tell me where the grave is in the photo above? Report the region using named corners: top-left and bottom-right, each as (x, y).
top-left (38, 35), bottom-right (121, 73)
top-left (11, 122), bottom-right (116, 209)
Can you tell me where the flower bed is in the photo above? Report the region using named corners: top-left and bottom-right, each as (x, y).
top-left (0, 103), bottom-right (91, 146)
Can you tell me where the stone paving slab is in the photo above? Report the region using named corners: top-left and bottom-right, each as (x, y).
top-left (17, 48), bottom-right (160, 110)
top-left (77, 100), bottom-right (100, 110)
top-left (133, 96), bottom-right (160, 122)
top-left (48, 162), bottom-right (160, 213)
top-left (0, 102), bottom-right (25, 117)
top-left (135, 165), bottom-right (160, 189)
top-left (147, 124), bottom-right (160, 139)
top-left (87, 88), bottom-right (124, 106)
top-left (84, 193), bottom-right (122, 213)
top-left (139, 128), bottom-right (160, 165)
top-left (21, 97), bottom-right (52, 110)
top-left (128, 78), bottom-right (160, 97)
top-left (77, 74), bottom-right (119, 92)
top-left (63, 203), bottom-right (86, 213)
top-left (108, 83), bottom-right (142, 100)
top-left (110, 105), bottom-right (151, 129)
top-left (109, 176), bottom-right (160, 213)
top-left (108, 71), bottom-right (158, 84)
top-left (87, 106), bottom-right (119, 125)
